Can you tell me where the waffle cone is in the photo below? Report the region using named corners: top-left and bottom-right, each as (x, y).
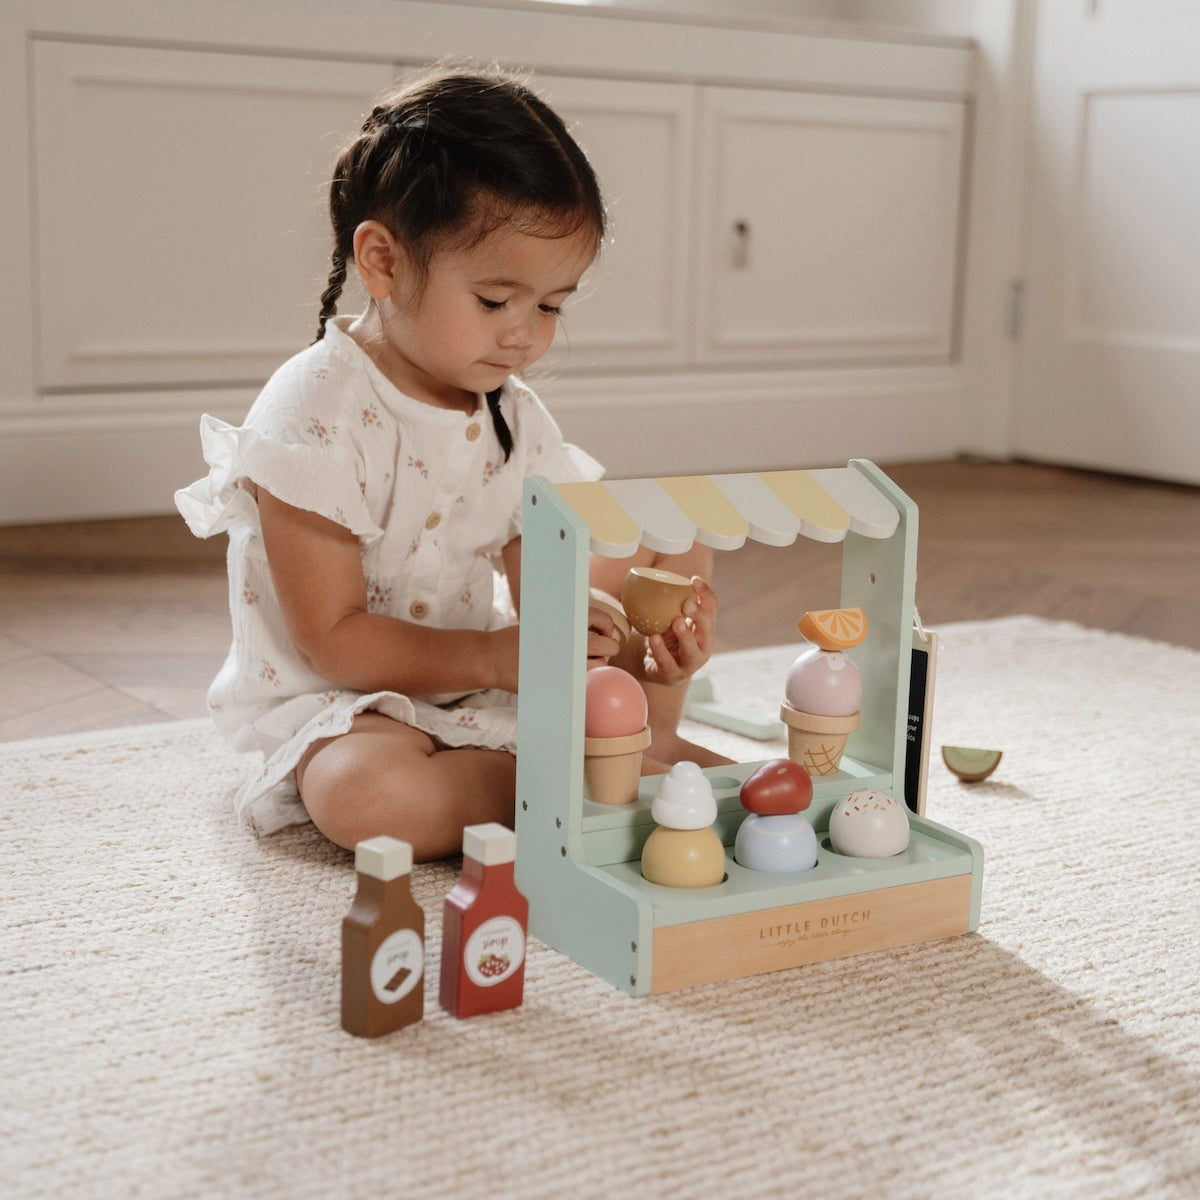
top-left (779, 703), bottom-right (860, 776)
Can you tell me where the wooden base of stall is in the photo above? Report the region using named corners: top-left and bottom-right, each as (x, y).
top-left (650, 873), bottom-right (972, 993)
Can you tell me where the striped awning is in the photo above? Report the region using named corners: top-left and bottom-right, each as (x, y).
top-left (551, 467), bottom-right (899, 557)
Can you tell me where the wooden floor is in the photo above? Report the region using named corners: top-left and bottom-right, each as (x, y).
top-left (1, 459), bottom-right (1197, 742)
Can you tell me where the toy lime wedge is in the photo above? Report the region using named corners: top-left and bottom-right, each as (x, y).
top-left (941, 746), bottom-right (1002, 782)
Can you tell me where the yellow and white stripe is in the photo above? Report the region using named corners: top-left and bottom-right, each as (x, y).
top-left (553, 467), bottom-right (899, 558)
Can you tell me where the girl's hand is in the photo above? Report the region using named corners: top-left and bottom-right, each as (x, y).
top-left (585, 606), bottom-right (623, 669)
top-left (641, 577), bottom-right (718, 687)
top-left (490, 607), bottom-right (619, 691)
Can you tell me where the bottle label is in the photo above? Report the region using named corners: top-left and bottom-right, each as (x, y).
top-left (464, 916), bottom-right (526, 988)
top-left (370, 929), bottom-right (424, 1004)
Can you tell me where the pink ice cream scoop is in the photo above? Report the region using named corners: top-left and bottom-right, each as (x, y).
top-left (585, 666), bottom-right (649, 738)
top-left (784, 643), bottom-right (862, 717)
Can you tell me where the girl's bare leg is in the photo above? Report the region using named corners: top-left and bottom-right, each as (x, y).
top-left (636, 675), bottom-right (732, 772)
top-left (295, 712), bottom-right (516, 859)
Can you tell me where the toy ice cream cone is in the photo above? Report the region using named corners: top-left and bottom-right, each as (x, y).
top-left (584, 727), bottom-right (651, 806)
top-left (641, 762), bottom-right (725, 888)
top-left (779, 702), bottom-right (860, 776)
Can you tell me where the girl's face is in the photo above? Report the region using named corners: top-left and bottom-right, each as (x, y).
top-left (362, 219), bottom-right (597, 410)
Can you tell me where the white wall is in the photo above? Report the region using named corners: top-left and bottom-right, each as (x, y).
top-left (832, 1), bottom-right (977, 37)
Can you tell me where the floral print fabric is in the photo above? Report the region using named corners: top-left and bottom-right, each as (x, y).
top-left (175, 316), bottom-right (602, 834)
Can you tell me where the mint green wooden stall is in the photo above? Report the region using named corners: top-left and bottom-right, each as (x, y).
top-left (514, 460), bottom-right (982, 995)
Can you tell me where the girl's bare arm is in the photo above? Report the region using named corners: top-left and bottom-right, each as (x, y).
top-left (257, 488), bottom-right (519, 695)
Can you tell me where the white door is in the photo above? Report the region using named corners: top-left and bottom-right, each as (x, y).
top-left (1014, 1), bottom-right (1200, 484)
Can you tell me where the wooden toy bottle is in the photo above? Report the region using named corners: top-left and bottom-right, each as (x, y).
top-left (439, 823), bottom-right (529, 1018)
top-left (341, 836), bottom-right (425, 1037)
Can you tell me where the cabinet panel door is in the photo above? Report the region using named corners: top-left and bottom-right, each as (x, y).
top-left (695, 88), bottom-right (965, 365)
top-left (32, 42), bottom-right (392, 389)
top-left (532, 75), bottom-right (695, 373)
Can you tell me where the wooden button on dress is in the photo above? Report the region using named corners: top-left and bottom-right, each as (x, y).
top-left (409, 601), bottom-right (428, 620)
top-left (425, 512), bottom-right (441, 530)
top-left (465, 423), bottom-right (482, 441)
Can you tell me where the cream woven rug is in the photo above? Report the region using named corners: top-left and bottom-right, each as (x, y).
top-left (3, 616), bottom-right (1198, 1199)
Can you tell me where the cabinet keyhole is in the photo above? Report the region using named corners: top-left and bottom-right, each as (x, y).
top-left (732, 219), bottom-right (750, 269)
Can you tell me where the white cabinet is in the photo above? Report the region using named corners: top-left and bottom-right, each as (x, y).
top-left (5, 2), bottom-right (976, 519)
top-left (694, 87), bottom-right (966, 366)
top-left (30, 44), bottom-right (695, 387)
top-left (32, 41), bottom-right (393, 389)
top-left (33, 50), bottom-right (969, 385)
top-left (534, 75), bottom-right (696, 373)
top-left (532, 79), bottom-right (968, 374)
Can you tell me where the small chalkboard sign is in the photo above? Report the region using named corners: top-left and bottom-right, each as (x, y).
top-left (904, 627), bottom-right (938, 814)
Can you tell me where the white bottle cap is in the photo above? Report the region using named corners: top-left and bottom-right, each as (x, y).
top-left (355, 836), bottom-right (413, 881)
top-left (462, 822), bottom-right (517, 865)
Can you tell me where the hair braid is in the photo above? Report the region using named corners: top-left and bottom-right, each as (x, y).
top-left (314, 250), bottom-right (348, 343)
top-left (486, 387), bottom-right (514, 462)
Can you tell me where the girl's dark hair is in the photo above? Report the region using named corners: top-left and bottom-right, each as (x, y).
top-left (315, 64), bottom-right (606, 460)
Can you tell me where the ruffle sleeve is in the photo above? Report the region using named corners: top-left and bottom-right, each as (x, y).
top-left (174, 414), bottom-right (384, 544)
top-left (539, 439), bottom-right (605, 485)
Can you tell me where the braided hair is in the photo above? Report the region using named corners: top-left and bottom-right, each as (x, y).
top-left (315, 65), bottom-right (606, 460)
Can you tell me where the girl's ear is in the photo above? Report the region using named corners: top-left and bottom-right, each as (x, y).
top-left (352, 220), bottom-right (399, 300)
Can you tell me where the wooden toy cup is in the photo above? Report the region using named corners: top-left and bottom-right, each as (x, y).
top-left (588, 595), bottom-right (632, 651)
top-left (620, 567), bottom-right (694, 636)
top-left (584, 726), bottom-right (652, 806)
top-left (779, 702), bottom-right (860, 776)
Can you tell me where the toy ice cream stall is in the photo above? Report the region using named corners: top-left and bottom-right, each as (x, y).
top-left (514, 460), bottom-right (982, 996)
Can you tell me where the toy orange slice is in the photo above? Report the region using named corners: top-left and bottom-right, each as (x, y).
top-left (796, 607), bottom-right (867, 650)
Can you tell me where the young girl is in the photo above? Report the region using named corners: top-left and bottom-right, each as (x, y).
top-left (177, 65), bottom-right (725, 859)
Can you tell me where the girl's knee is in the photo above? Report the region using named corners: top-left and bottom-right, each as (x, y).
top-left (295, 717), bottom-right (516, 857)
top-left (296, 721), bottom-right (432, 851)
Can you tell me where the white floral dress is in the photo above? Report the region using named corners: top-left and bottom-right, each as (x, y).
top-left (175, 316), bottom-right (602, 835)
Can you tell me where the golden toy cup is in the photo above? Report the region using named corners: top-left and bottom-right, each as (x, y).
top-left (620, 567), bottom-right (694, 637)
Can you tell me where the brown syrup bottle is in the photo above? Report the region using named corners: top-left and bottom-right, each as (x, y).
top-left (341, 836), bottom-right (425, 1037)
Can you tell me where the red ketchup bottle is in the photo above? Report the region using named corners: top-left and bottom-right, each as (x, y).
top-left (439, 823), bottom-right (529, 1018)
top-left (341, 836), bottom-right (425, 1037)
